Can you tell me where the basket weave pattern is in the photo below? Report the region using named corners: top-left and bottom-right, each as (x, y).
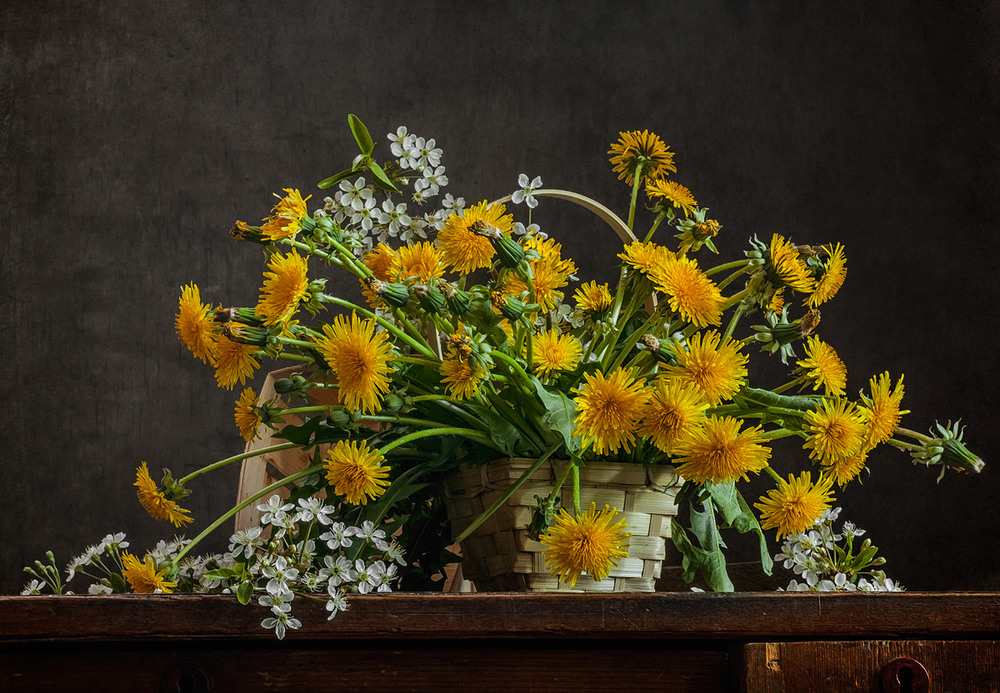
top-left (444, 459), bottom-right (682, 592)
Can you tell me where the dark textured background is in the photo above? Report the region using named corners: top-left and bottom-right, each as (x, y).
top-left (1, 1), bottom-right (998, 594)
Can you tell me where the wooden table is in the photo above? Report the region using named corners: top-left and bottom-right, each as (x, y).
top-left (2, 592), bottom-right (999, 692)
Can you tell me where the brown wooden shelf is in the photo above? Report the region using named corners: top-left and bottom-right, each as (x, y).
top-left (3, 593), bottom-right (1000, 691)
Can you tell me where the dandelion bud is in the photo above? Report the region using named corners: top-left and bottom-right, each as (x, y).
top-left (222, 323), bottom-right (269, 347)
top-left (491, 292), bottom-right (524, 321)
top-left (328, 410), bottom-right (352, 427)
top-left (470, 220), bottom-right (525, 268)
top-left (414, 283), bottom-right (447, 314)
top-left (215, 307), bottom-right (265, 326)
top-left (438, 281), bottom-right (472, 316)
top-left (942, 438), bottom-right (985, 474)
top-left (365, 277), bottom-right (410, 308)
top-left (383, 393), bottom-right (404, 413)
top-left (230, 221), bottom-right (266, 243)
top-left (273, 378), bottom-right (297, 394)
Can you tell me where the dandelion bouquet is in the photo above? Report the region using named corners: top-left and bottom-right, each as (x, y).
top-left (26, 116), bottom-right (984, 634)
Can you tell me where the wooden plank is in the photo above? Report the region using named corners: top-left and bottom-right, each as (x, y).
top-left (0, 641), bottom-right (730, 693)
top-left (743, 640), bottom-right (1000, 693)
top-left (3, 593), bottom-right (1000, 643)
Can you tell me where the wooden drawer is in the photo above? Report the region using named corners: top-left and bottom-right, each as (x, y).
top-left (743, 640), bottom-right (1000, 692)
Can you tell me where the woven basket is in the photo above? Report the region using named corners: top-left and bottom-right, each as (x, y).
top-left (443, 458), bottom-right (682, 593)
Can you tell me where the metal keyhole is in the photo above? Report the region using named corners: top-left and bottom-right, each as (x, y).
top-left (881, 656), bottom-right (930, 693)
top-left (160, 662), bottom-right (213, 693)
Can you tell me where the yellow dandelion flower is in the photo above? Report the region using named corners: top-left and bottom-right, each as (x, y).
top-left (608, 130), bottom-right (676, 184)
top-left (541, 502), bottom-right (631, 586)
top-left (134, 462), bottom-right (193, 527)
top-left (769, 234), bottom-right (815, 294)
top-left (392, 241), bottom-right (446, 283)
top-left (807, 243), bottom-right (847, 308)
top-left (574, 281), bottom-right (613, 312)
top-left (121, 551), bottom-right (178, 594)
top-left (260, 188), bottom-right (311, 241)
top-left (618, 240), bottom-right (669, 277)
top-left (649, 254), bottom-right (724, 327)
top-left (256, 251), bottom-right (310, 327)
top-left (213, 332), bottom-right (260, 390)
top-left (646, 178), bottom-right (698, 216)
top-left (802, 397), bottom-right (867, 464)
top-left (795, 336), bottom-right (848, 397)
top-left (522, 235), bottom-right (578, 312)
top-left (755, 472), bottom-right (835, 539)
top-left (324, 439), bottom-right (391, 505)
top-left (673, 415), bottom-right (772, 483)
top-left (638, 377), bottom-right (709, 455)
top-left (360, 243), bottom-right (398, 306)
top-left (572, 367), bottom-right (650, 456)
top-left (532, 330), bottom-right (582, 379)
top-left (234, 387), bottom-right (262, 443)
top-left (436, 200), bottom-right (515, 274)
top-left (314, 312), bottom-right (396, 415)
top-left (440, 353), bottom-right (486, 399)
top-left (663, 331), bottom-right (748, 405)
top-left (175, 283), bottom-right (218, 365)
top-left (859, 372), bottom-right (906, 449)
top-left (822, 448), bottom-right (868, 487)
top-left (767, 288), bottom-right (786, 313)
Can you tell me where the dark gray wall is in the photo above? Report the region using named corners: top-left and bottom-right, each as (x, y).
top-left (2, 1), bottom-right (998, 594)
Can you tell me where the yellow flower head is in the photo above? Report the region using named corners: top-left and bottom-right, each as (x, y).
top-left (649, 254), bottom-right (724, 328)
top-left (608, 130), bottom-right (676, 184)
top-left (755, 472), bottom-right (835, 539)
top-left (260, 188), bottom-right (311, 241)
top-left (646, 178), bottom-right (698, 216)
top-left (257, 251), bottom-right (310, 327)
top-left (859, 372), bottom-right (906, 449)
top-left (522, 235), bottom-right (578, 312)
top-left (213, 332), bottom-right (260, 390)
top-left (573, 281), bottom-right (613, 313)
top-left (122, 552), bottom-right (178, 594)
top-left (803, 397), bottom-right (867, 464)
top-left (619, 240), bottom-right (669, 278)
top-left (392, 241), bottom-right (446, 284)
top-left (541, 502), bottom-right (631, 586)
top-left (638, 377), bottom-right (710, 455)
top-left (807, 243), bottom-right (847, 308)
top-left (134, 462), bottom-right (193, 527)
top-left (572, 367), bottom-right (650, 456)
top-left (436, 201), bottom-right (515, 274)
top-left (795, 336), bottom-right (848, 397)
top-left (769, 234), bottom-right (815, 294)
top-left (360, 243), bottom-right (398, 306)
top-left (822, 448), bottom-right (869, 487)
top-left (234, 387), bottom-right (262, 443)
top-left (324, 439), bottom-right (391, 505)
top-left (673, 415), bottom-right (772, 483)
top-left (663, 331), bottom-right (748, 405)
top-left (532, 330), bottom-right (583, 379)
top-left (175, 283), bottom-right (218, 365)
top-left (314, 312), bottom-right (396, 415)
top-left (440, 353), bottom-right (486, 399)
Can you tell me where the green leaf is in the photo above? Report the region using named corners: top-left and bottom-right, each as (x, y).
top-left (530, 377), bottom-right (578, 453)
top-left (236, 580), bottom-right (254, 605)
top-left (202, 568), bottom-right (236, 581)
top-left (368, 160), bottom-right (400, 193)
top-left (317, 167), bottom-right (357, 190)
top-left (348, 113), bottom-right (375, 155)
top-left (705, 481), bottom-right (773, 576)
top-left (464, 402), bottom-right (521, 456)
top-left (109, 574), bottom-right (128, 593)
top-left (687, 499), bottom-right (735, 592)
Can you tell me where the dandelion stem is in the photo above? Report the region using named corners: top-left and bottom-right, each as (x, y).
top-left (172, 464), bottom-right (323, 565)
top-left (178, 442), bottom-right (301, 486)
top-left (454, 441), bottom-right (562, 544)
